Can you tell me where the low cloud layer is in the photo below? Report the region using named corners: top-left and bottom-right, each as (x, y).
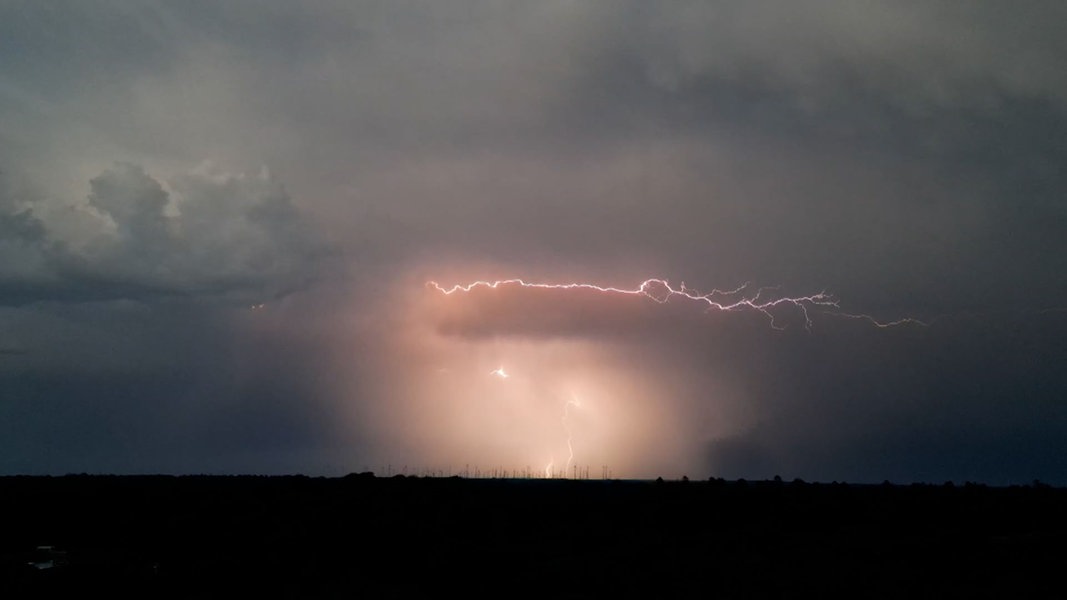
top-left (0, 163), bottom-right (327, 305)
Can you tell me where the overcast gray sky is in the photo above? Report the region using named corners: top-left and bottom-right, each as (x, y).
top-left (2, 1), bottom-right (1065, 483)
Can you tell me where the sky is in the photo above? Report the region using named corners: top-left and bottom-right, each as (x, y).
top-left (2, 1), bottom-right (1066, 484)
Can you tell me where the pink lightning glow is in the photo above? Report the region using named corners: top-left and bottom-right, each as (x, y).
top-left (428, 278), bottom-right (924, 330)
top-left (408, 275), bottom-right (926, 480)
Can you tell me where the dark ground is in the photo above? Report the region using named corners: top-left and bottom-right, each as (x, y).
top-left (1, 474), bottom-right (1064, 598)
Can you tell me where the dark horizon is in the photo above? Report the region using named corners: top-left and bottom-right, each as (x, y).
top-left (5, 471), bottom-right (1062, 490)
top-left (4, 473), bottom-right (1065, 597)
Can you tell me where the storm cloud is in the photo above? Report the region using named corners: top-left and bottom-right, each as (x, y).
top-left (1, 1), bottom-right (1065, 483)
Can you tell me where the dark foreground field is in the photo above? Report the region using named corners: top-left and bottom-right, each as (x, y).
top-left (2, 475), bottom-right (1064, 598)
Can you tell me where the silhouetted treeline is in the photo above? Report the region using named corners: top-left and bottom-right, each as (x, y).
top-left (1, 474), bottom-right (1064, 598)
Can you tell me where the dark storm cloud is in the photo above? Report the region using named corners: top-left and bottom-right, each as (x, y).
top-left (702, 312), bottom-right (1067, 484)
top-left (1, 2), bottom-right (1065, 482)
top-left (0, 296), bottom-right (354, 475)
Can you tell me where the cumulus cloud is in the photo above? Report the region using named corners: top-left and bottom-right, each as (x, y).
top-left (0, 162), bottom-right (329, 305)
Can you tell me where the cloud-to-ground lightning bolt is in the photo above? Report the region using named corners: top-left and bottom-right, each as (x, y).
top-left (428, 278), bottom-right (924, 330)
top-left (563, 394), bottom-right (580, 477)
top-left (543, 394), bottom-right (582, 479)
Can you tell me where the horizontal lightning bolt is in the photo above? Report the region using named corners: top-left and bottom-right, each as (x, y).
top-left (428, 278), bottom-right (923, 330)
top-left (835, 313), bottom-right (929, 328)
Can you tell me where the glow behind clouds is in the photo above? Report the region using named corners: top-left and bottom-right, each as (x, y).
top-left (366, 276), bottom-right (905, 479)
